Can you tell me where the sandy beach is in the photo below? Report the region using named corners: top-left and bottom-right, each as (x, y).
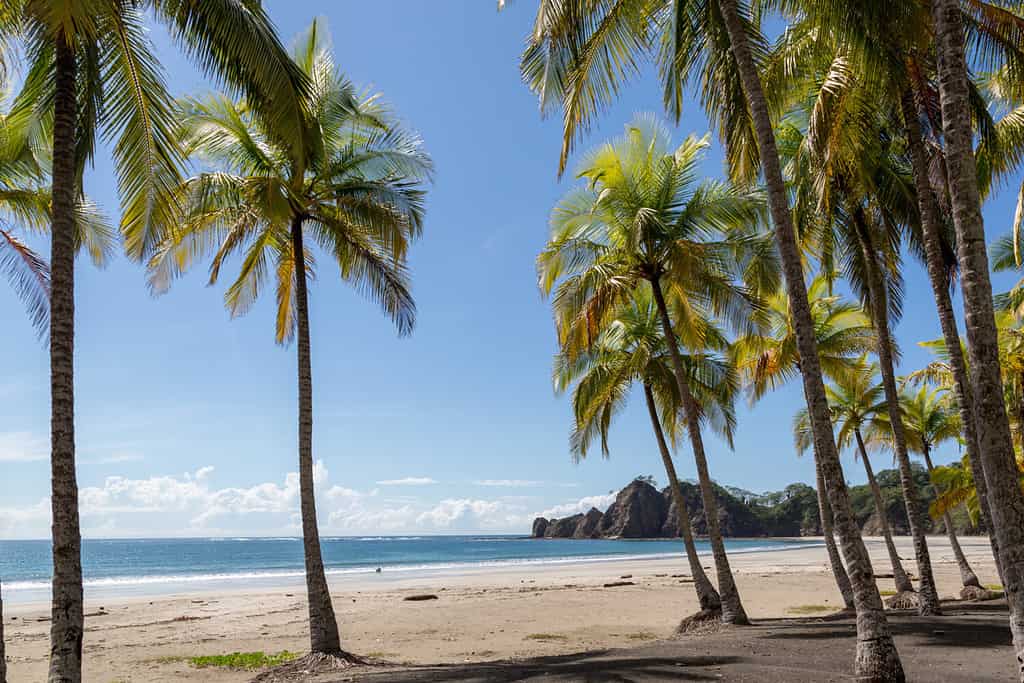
top-left (1, 535), bottom-right (1007, 682)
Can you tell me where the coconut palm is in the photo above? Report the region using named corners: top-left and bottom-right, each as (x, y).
top-left (146, 21), bottom-right (431, 665)
top-left (513, 3), bottom-right (901, 673)
top-left (537, 116), bottom-right (771, 624)
top-left (771, 63), bottom-right (943, 614)
top-left (890, 384), bottom-right (982, 591)
top-left (555, 287), bottom-right (733, 618)
top-left (733, 273), bottom-right (876, 609)
top-left (793, 357), bottom-right (915, 597)
top-left (928, 0), bottom-right (1024, 669)
top-left (1, 4), bottom-right (309, 679)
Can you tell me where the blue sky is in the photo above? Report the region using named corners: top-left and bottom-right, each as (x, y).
top-left (0, 1), bottom-right (1020, 538)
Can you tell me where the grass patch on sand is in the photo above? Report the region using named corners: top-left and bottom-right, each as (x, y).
top-left (525, 633), bottom-right (568, 642)
top-left (187, 651), bottom-right (299, 670)
top-left (626, 631), bottom-right (657, 641)
top-left (879, 590), bottom-right (896, 597)
top-left (787, 605), bottom-right (832, 615)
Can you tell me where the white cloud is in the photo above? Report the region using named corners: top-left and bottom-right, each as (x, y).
top-left (536, 493), bottom-right (617, 519)
top-left (415, 498), bottom-right (526, 531)
top-left (473, 479), bottom-right (543, 488)
top-left (0, 431), bottom-right (47, 462)
top-left (376, 477), bottom-right (438, 486)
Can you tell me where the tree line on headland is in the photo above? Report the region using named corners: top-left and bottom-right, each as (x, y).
top-left (5, 0), bottom-right (1024, 681)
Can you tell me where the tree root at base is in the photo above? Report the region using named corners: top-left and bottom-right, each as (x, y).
top-left (675, 608), bottom-right (726, 635)
top-left (250, 650), bottom-right (367, 682)
top-left (884, 590), bottom-right (920, 610)
top-left (959, 585), bottom-right (1002, 601)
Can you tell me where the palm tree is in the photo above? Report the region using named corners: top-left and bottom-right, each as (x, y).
top-left (0, 90), bottom-right (113, 335)
top-left (513, 3), bottom-right (901, 674)
top-left (893, 384), bottom-right (983, 592)
top-left (555, 287), bottom-right (732, 618)
top-left (771, 65), bottom-right (942, 614)
top-left (537, 116), bottom-right (770, 624)
top-left (147, 21), bottom-right (432, 664)
top-left (2, 4), bottom-right (309, 679)
top-left (929, 0), bottom-right (1024, 670)
top-left (0, 580), bottom-right (5, 683)
top-left (734, 273), bottom-right (876, 609)
top-left (793, 357), bottom-right (915, 598)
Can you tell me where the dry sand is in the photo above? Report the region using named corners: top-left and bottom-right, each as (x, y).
top-left (1, 536), bottom-right (1007, 682)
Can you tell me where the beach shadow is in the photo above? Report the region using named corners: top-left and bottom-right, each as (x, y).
top-left (343, 652), bottom-right (739, 682)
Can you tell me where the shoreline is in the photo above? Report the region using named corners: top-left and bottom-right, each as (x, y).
top-left (2, 536), bottom-right (1002, 682)
top-left (1, 536), bottom-right (821, 607)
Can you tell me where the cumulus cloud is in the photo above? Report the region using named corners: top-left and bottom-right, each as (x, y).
top-left (376, 477), bottom-right (438, 486)
top-left (0, 431), bottom-right (47, 462)
top-left (535, 493), bottom-right (617, 519)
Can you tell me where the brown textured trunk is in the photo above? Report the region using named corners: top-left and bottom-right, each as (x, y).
top-left (899, 85), bottom-right (1003, 584)
top-left (855, 431), bottom-right (914, 594)
top-left (649, 276), bottom-right (748, 625)
top-left (642, 384), bottom-right (722, 613)
top-left (931, 1), bottom-right (1024, 677)
top-left (715, 0), bottom-right (903, 677)
top-left (815, 455), bottom-right (855, 609)
top-left (48, 32), bottom-right (84, 683)
top-left (1, 579), bottom-right (6, 683)
top-left (853, 213), bottom-right (941, 615)
top-left (921, 446), bottom-right (981, 588)
top-left (291, 216), bottom-right (342, 654)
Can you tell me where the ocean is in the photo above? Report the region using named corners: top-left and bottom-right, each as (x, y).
top-left (0, 536), bottom-right (819, 604)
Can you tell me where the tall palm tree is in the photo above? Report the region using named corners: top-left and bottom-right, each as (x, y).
top-left (929, 0), bottom-right (1024, 671)
top-left (771, 65), bottom-right (942, 614)
top-left (512, 3), bottom-right (902, 674)
top-left (538, 116), bottom-right (771, 624)
top-left (893, 384), bottom-right (982, 591)
top-left (793, 357), bottom-right (915, 597)
top-left (2, 4), bottom-right (309, 679)
top-left (555, 287), bottom-right (734, 617)
top-left (733, 273), bottom-right (876, 609)
top-left (147, 21), bottom-right (432, 664)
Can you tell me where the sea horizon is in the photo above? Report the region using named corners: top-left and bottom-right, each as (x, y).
top-left (0, 535), bottom-right (821, 605)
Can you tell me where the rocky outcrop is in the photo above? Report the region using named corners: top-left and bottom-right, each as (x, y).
top-left (573, 507), bottom-right (604, 538)
top-left (531, 517), bottom-right (549, 538)
top-left (598, 480), bottom-right (668, 537)
top-left (530, 465), bottom-right (980, 539)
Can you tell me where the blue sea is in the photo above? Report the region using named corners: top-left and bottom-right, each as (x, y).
top-left (0, 536), bottom-right (819, 604)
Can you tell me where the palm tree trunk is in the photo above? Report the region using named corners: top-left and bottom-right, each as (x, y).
top-left (48, 32), bottom-right (84, 683)
top-left (899, 85), bottom-right (1003, 584)
top-left (715, 0), bottom-right (903, 677)
top-left (931, 3), bottom-right (1024, 675)
top-left (291, 217), bottom-right (342, 654)
top-left (815, 454), bottom-right (855, 609)
top-left (1, 578), bottom-right (7, 683)
top-left (643, 384), bottom-right (722, 613)
top-left (921, 446), bottom-right (981, 588)
top-left (855, 431), bottom-right (914, 594)
top-left (650, 277), bottom-right (748, 625)
top-left (853, 215), bottom-right (941, 615)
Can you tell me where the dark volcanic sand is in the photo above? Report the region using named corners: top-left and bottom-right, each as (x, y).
top-left (333, 601), bottom-right (1012, 682)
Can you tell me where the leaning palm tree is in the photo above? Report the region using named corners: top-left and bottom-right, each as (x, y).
top-left (0, 89), bottom-right (113, 336)
top-left (2, 4), bottom-right (309, 679)
top-left (512, 2), bottom-right (901, 673)
top-left (928, 0), bottom-right (1024, 669)
top-left (538, 116), bottom-right (771, 625)
top-left (733, 273), bottom-right (877, 609)
top-left (147, 21), bottom-right (431, 668)
top-left (772, 64), bottom-right (942, 614)
top-left (890, 384), bottom-right (984, 594)
top-left (794, 357), bottom-right (915, 601)
top-left (556, 287), bottom-right (735, 620)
